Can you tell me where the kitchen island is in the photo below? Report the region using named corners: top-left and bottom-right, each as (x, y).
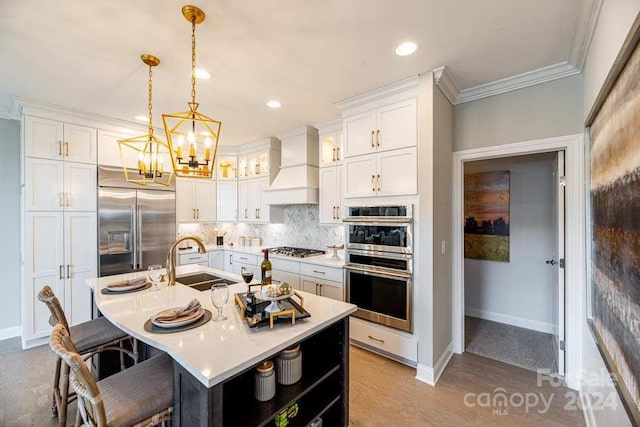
top-left (87, 264), bottom-right (357, 427)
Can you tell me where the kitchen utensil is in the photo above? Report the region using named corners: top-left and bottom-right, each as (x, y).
top-left (147, 264), bottom-right (163, 291)
top-left (254, 361), bottom-right (276, 402)
top-left (211, 284), bottom-right (229, 321)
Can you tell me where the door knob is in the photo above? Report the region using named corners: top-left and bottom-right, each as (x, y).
top-left (545, 259), bottom-right (557, 265)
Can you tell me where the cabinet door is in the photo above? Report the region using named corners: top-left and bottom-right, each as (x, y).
top-left (376, 147), bottom-right (417, 197)
top-left (64, 162), bottom-right (97, 211)
top-left (24, 116), bottom-right (64, 160)
top-left (97, 129), bottom-right (139, 168)
top-left (224, 251), bottom-right (234, 272)
top-left (319, 167), bottom-right (339, 224)
top-left (375, 98), bottom-right (417, 152)
top-left (195, 180), bottom-right (217, 222)
top-left (175, 179), bottom-right (195, 222)
top-left (63, 123), bottom-right (97, 164)
top-left (208, 251), bottom-right (224, 270)
top-left (257, 178), bottom-right (271, 223)
top-left (319, 132), bottom-right (337, 167)
top-left (238, 155), bottom-right (249, 179)
top-left (238, 180), bottom-right (249, 221)
top-left (64, 212), bottom-right (96, 326)
top-left (247, 179), bottom-right (262, 222)
top-left (335, 165), bottom-right (344, 220)
top-left (256, 150), bottom-right (269, 176)
top-left (23, 211), bottom-right (64, 341)
top-left (272, 270), bottom-right (301, 290)
top-left (301, 278), bottom-right (320, 295)
top-left (318, 279), bottom-right (343, 301)
top-left (343, 111), bottom-right (376, 158)
top-left (233, 262), bottom-right (260, 278)
top-left (217, 181), bottom-right (238, 222)
top-left (344, 154), bottom-right (377, 198)
top-left (24, 157), bottom-right (64, 211)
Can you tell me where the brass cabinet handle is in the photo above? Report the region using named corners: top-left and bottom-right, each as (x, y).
top-left (66, 264), bottom-right (71, 279)
top-left (377, 174), bottom-right (381, 192)
top-left (65, 141), bottom-right (70, 157)
top-left (336, 205), bottom-right (339, 219)
top-left (59, 265), bottom-right (64, 280)
top-left (59, 192), bottom-right (64, 207)
top-left (255, 208), bottom-right (258, 218)
top-left (313, 270), bottom-right (326, 275)
top-left (368, 335), bottom-right (385, 344)
top-left (255, 164), bottom-right (260, 175)
top-left (336, 147), bottom-right (340, 161)
top-left (245, 166), bottom-right (248, 176)
top-left (58, 141), bottom-right (63, 156)
top-left (376, 129), bottom-right (380, 147)
top-left (318, 284), bottom-right (323, 296)
top-left (192, 208), bottom-right (196, 219)
top-left (66, 192), bottom-right (71, 207)
top-left (332, 148), bottom-right (336, 162)
top-left (244, 208), bottom-right (248, 219)
top-left (196, 208), bottom-right (199, 219)
top-left (370, 130), bottom-right (375, 148)
top-left (333, 206), bottom-right (337, 220)
top-left (315, 283), bottom-right (319, 295)
top-left (371, 175), bottom-right (375, 191)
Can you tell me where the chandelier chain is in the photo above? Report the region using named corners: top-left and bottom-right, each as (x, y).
top-left (191, 16), bottom-right (197, 105)
top-left (148, 64), bottom-right (153, 137)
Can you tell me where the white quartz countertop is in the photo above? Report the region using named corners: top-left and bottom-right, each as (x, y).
top-left (86, 265), bottom-right (356, 388)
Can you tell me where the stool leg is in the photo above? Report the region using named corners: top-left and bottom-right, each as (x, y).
top-left (59, 363), bottom-right (70, 427)
top-left (132, 338), bottom-right (139, 364)
top-left (119, 341), bottom-right (125, 371)
top-left (52, 358), bottom-right (61, 417)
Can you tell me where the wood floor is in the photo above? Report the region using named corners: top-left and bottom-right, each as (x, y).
top-left (349, 346), bottom-right (586, 427)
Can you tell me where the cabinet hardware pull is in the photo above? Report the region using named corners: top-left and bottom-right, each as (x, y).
top-left (315, 283), bottom-right (319, 295)
top-left (313, 270), bottom-right (326, 275)
top-left (370, 130), bottom-right (375, 147)
top-left (376, 129), bottom-right (380, 147)
top-left (192, 208), bottom-right (196, 219)
top-left (336, 205), bottom-right (340, 219)
top-left (66, 264), bottom-right (71, 279)
top-left (333, 206), bottom-right (336, 220)
top-left (371, 175), bottom-right (375, 191)
top-left (319, 284), bottom-right (323, 295)
top-left (245, 209), bottom-right (248, 219)
top-left (58, 141), bottom-right (63, 156)
top-left (66, 192), bottom-right (71, 207)
top-left (240, 257), bottom-right (248, 260)
top-left (377, 174), bottom-right (381, 192)
top-left (245, 166), bottom-right (248, 176)
top-left (59, 192), bottom-right (64, 207)
top-left (332, 148), bottom-right (336, 162)
top-left (65, 141), bottom-right (70, 157)
top-left (336, 147), bottom-right (340, 161)
top-left (59, 265), bottom-right (64, 280)
top-left (196, 208), bottom-right (199, 219)
top-left (368, 335), bottom-right (385, 344)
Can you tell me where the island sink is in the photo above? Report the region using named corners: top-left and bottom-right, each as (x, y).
top-left (176, 272), bottom-right (236, 291)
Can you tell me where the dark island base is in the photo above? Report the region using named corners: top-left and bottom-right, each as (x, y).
top-left (173, 317), bottom-right (349, 427)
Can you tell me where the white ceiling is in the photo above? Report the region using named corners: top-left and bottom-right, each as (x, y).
top-left (0, 0), bottom-right (590, 145)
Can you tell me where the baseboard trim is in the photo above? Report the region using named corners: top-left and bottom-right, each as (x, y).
top-left (465, 308), bottom-right (555, 334)
top-left (0, 325), bottom-right (21, 341)
top-left (580, 383), bottom-right (597, 427)
top-left (415, 342), bottom-right (453, 386)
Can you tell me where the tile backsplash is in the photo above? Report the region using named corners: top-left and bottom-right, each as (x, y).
top-left (178, 205), bottom-right (344, 250)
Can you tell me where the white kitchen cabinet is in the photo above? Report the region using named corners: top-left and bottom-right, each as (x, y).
top-left (272, 270), bottom-right (301, 290)
top-left (23, 211), bottom-right (96, 343)
top-left (208, 251), bottom-right (224, 270)
top-left (301, 277), bottom-right (343, 301)
top-left (237, 177), bottom-right (283, 223)
top-left (217, 180), bottom-right (238, 222)
top-left (24, 158), bottom-right (96, 212)
top-left (319, 165), bottom-right (343, 224)
top-left (223, 251), bottom-right (234, 273)
top-left (97, 129), bottom-right (140, 168)
top-left (238, 148), bottom-right (273, 179)
top-left (248, 178), bottom-right (262, 221)
top-left (231, 252), bottom-right (260, 278)
top-left (178, 252), bottom-right (208, 266)
top-left (343, 98), bottom-right (416, 158)
top-left (238, 180), bottom-right (249, 221)
top-left (344, 147), bottom-right (417, 198)
top-left (271, 257), bottom-right (301, 290)
top-left (176, 178), bottom-right (216, 222)
top-left (216, 156), bottom-right (237, 180)
top-left (24, 116), bottom-right (97, 164)
top-left (319, 131), bottom-right (344, 167)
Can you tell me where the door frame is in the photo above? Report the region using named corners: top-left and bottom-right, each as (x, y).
top-left (451, 133), bottom-right (585, 390)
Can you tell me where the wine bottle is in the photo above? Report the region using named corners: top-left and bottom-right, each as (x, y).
top-left (261, 249), bottom-right (272, 285)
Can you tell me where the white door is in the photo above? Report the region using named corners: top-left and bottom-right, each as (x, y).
top-left (319, 167), bottom-right (339, 224)
top-left (271, 270), bottom-right (301, 290)
top-left (258, 178), bottom-right (270, 222)
top-left (64, 162), bottom-right (97, 211)
top-left (318, 279), bottom-right (343, 301)
top-left (376, 147), bottom-right (418, 197)
top-left (238, 180), bottom-right (249, 222)
top-left (224, 251), bottom-right (234, 272)
top-left (375, 98), bottom-right (417, 152)
top-left (248, 179), bottom-right (262, 222)
top-left (63, 123), bottom-right (97, 164)
top-left (23, 211), bottom-right (64, 341)
top-left (24, 116), bottom-right (64, 160)
top-left (64, 212), bottom-right (96, 326)
top-left (553, 151), bottom-right (566, 376)
top-left (217, 181), bottom-right (238, 222)
top-left (24, 158), bottom-right (65, 211)
top-left (175, 179), bottom-right (195, 222)
top-left (344, 154), bottom-right (377, 198)
top-left (301, 278), bottom-right (320, 295)
top-left (208, 251), bottom-right (224, 270)
top-left (195, 180), bottom-right (217, 222)
top-left (97, 129), bottom-right (139, 168)
top-left (343, 111), bottom-right (376, 158)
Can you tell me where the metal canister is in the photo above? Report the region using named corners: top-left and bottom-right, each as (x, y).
top-left (276, 344), bottom-right (302, 385)
top-left (255, 360), bottom-right (276, 401)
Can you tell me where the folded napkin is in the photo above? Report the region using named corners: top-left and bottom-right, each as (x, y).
top-left (107, 277), bottom-right (147, 289)
top-left (154, 299), bottom-right (202, 323)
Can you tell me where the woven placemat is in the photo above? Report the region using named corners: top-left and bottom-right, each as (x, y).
top-left (100, 282), bottom-right (152, 295)
top-left (144, 309), bottom-right (212, 334)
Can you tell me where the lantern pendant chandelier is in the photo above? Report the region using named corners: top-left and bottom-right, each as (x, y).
top-left (163, 5), bottom-right (221, 179)
top-left (118, 54), bottom-right (174, 187)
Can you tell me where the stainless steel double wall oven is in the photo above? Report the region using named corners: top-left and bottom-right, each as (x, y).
top-left (343, 205), bottom-right (413, 332)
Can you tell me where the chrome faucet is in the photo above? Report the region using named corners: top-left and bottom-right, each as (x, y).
top-left (166, 236), bottom-right (207, 286)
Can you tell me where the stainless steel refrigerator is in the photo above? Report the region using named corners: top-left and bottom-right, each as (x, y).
top-left (98, 165), bottom-right (176, 277)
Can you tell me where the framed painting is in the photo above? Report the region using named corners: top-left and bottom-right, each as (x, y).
top-left (463, 170), bottom-right (510, 262)
top-left (587, 14), bottom-right (640, 426)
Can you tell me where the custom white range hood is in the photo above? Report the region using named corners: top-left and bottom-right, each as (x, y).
top-left (263, 125), bottom-right (319, 205)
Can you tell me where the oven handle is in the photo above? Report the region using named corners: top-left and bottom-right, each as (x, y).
top-left (344, 264), bottom-right (411, 280)
top-left (342, 217), bottom-right (412, 224)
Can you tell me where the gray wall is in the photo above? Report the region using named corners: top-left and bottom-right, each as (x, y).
top-left (454, 74), bottom-right (584, 152)
top-left (464, 153), bottom-right (556, 333)
top-left (0, 118), bottom-right (21, 330)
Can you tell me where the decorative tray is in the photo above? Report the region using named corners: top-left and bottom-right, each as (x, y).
top-left (234, 291), bottom-right (310, 328)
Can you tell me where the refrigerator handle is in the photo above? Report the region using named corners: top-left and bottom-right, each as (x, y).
top-left (137, 204), bottom-right (143, 269)
top-left (131, 205), bottom-right (137, 269)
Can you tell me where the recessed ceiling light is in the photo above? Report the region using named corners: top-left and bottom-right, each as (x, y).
top-left (194, 68), bottom-right (211, 79)
top-left (266, 100), bottom-right (281, 109)
top-left (134, 115), bottom-right (149, 122)
top-left (395, 41), bottom-right (418, 56)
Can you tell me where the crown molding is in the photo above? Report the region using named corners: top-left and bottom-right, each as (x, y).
top-left (568, 0), bottom-right (604, 70)
top-left (313, 117), bottom-right (342, 134)
top-left (454, 62), bottom-right (580, 104)
top-left (335, 76), bottom-right (419, 112)
top-left (0, 105), bottom-right (11, 120)
top-left (433, 66), bottom-right (460, 105)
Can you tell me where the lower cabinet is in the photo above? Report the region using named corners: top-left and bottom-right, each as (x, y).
top-left (301, 277), bottom-right (343, 301)
top-left (349, 317), bottom-right (418, 365)
top-left (208, 250), bottom-right (224, 270)
top-left (177, 252), bottom-right (208, 266)
top-left (230, 252), bottom-right (260, 278)
top-left (271, 270), bottom-right (301, 290)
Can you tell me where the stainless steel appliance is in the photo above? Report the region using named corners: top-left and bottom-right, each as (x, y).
top-left (268, 247), bottom-right (326, 258)
top-left (98, 166), bottom-right (176, 276)
top-left (344, 205), bottom-right (413, 332)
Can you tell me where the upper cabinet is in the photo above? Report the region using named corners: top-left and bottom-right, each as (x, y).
top-left (216, 156), bottom-right (237, 180)
top-left (343, 98), bottom-right (417, 158)
top-left (176, 179), bottom-right (217, 223)
top-left (237, 177), bottom-right (283, 223)
top-left (217, 180), bottom-right (238, 222)
top-left (344, 147), bottom-right (417, 198)
top-left (97, 129), bottom-right (139, 168)
top-left (319, 130), bottom-right (344, 167)
top-left (24, 116), bottom-right (97, 164)
top-left (238, 143), bottom-right (279, 180)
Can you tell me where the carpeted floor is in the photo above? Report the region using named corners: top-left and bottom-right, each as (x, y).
top-left (465, 316), bottom-right (558, 373)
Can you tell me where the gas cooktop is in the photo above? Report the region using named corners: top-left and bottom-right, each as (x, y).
top-left (268, 247), bottom-right (326, 258)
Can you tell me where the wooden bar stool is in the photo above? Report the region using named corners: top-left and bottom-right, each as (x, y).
top-left (39, 285), bottom-right (139, 427)
top-left (49, 324), bottom-right (173, 427)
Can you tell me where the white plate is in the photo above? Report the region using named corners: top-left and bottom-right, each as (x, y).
top-left (257, 288), bottom-right (295, 302)
top-left (150, 307), bottom-right (205, 329)
top-left (105, 281), bottom-right (148, 292)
